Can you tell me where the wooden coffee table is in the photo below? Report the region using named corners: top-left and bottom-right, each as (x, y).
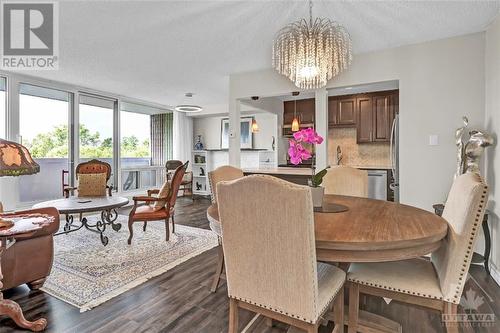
top-left (33, 196), bottom-right (129, 246)
top-left (0, 213), bottom-right (55, 331)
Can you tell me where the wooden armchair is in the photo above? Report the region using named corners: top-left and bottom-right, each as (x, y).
top-left (127, 161), bottom-right (188, 245)
top-left (63, 159), bottom-right (113, 198)
top-left (166, 160), bottom-right (193, 200)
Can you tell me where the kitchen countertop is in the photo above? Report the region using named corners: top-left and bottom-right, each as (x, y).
top-left (243, 167), bottom-right (313, 176)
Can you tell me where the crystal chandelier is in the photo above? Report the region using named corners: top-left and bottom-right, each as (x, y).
top-left (272, 0), bottom-right (352, 89)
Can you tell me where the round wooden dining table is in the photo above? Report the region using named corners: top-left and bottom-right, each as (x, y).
top-left (207, 194), bottom-right (448, 263)
top-left (206, 194), bottom-right (449, 333)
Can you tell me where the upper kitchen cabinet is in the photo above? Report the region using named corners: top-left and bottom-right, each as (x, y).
top-left (356, 96), bottom-right (373, 143)
top-left (328, 90), bottom-right (398, 143)
top-left (328, 96), bottom-right (356, 127)
top-left (373, 94), bottom-right (393, 141)
top-left (283, 98), bottom-right (315, 136)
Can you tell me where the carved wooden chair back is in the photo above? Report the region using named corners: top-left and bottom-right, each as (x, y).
top-left (168, 161), bottom-right (188, 209)
top-left (75, 159), bottom-right (112, 182)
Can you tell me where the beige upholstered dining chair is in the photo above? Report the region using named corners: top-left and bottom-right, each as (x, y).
top-left (347, 172), bottom-right (488, 333)
top-left (322, 166), bottom-right (368, 197)
top-left (207, 165), bottom-right (244, 292)
top-left (217, 175), bottom-right (346, 333)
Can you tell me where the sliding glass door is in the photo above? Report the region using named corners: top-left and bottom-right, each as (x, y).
top-left (78, 94), bottom-right (117, 188)
top-left (18, 84), bottom-right (71, 202)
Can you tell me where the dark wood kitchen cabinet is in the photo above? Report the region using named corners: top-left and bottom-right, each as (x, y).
top-left (356, 96), bottom-right (374, 143)
top-left (328, 96), bottom-right (356, 127)
top-left (283, 98), bottom-right (315, 131)
top-left (356, 91), bottom-right (397, 143)
top-left (329, 90), bottom-right (398, 143)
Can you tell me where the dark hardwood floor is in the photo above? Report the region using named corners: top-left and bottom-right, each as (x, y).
top-left (1, 197), bottom-right (499, 333)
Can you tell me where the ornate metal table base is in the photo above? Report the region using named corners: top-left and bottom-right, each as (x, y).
top-left (56, 209), bottom-right (121, 246)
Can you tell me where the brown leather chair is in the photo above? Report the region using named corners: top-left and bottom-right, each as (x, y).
top-left (63, 159), bottom-right (113, 198)
top-left (0, 207), bottom-right (60, 291)
top-left (166, 160), bottom-right (193, 200)
top-left (127, 161), bottom-right (188, 244)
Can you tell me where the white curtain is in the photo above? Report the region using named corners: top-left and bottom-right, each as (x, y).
top-left (173, 111), bottom-right (193, 168)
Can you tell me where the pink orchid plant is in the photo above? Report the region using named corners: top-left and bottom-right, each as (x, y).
top-left (288, 128), bottom-right (328, 187)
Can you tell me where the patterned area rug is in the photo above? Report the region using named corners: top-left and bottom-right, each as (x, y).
top-left (41, 215), bottom-right (218, 312)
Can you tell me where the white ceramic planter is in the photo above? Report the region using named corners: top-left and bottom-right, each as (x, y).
top-left (310, 186), bottom-right (324, 208)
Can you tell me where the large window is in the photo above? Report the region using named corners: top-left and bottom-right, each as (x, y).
top-left (19, 84), bottom-right (71, 202)
top-left (120, 102), bottom-right (154, 191)
top-left (78, 94), bottom-right (117, 186)
top-left (0, 77), bottom-right (6, 138)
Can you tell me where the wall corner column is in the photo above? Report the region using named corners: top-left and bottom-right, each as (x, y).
top-left (315, 88), bottom-right (328, 170)
top-left (228, 98), bottom-right (241, 167)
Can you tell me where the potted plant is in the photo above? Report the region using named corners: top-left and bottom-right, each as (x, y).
top-left (288, 128), bottom-right (328, 207)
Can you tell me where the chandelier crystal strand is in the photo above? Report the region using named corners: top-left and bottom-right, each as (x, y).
top-left (273, 0), bottom-right (352, 89)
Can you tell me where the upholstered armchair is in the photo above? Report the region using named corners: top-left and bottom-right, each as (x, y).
top-left (217, 175), bottom-right (346, 333)
top-left (347, 172), bottom-right (488, 333)
top-left (166, 160), bottom-right (193, 200)
top-left (127, 161), bottom-right (188, 244)
top-left (63, 159), bottom-right (113, 198)
top-left (207, 165), bottom-right (244, 292)
top-left (323, 166), bottom-right (368, 197)
top-left (0, 207), bottom-right (60, 291)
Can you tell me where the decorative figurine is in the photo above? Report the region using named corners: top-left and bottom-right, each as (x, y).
top-left (194, 135), bottom-right (204, 150)
top-left (454, 116), bottom-right (495, 177)
top-left (464, 130), bottom-right (495, 174)
top-left (454, 116), bottom-right (469, 178)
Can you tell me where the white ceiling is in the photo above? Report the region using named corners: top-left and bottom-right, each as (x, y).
top-left (18, 0), bottom-right (500, 111)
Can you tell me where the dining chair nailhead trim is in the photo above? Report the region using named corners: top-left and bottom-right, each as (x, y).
top-left (348, 184), bottom-right (488, 306)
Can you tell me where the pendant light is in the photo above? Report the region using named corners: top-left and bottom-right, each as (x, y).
top-left (251, 118), bottom-right (259, 133)
top-left (291, 91), bottom-right (300, 132)
top-left (174, 93), bottom-right (203, 113)
top-left (272, 0), bottom-right (352, 89)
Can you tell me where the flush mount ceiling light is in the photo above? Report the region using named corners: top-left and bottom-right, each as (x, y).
top-left (174, 93), bottom-right (203, 113)
top-left (272, 0), bottom-right (352, 90)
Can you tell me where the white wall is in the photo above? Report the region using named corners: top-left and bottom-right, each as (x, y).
top-left (229, 32), bottom-right (486, 212)
top-left (193, 112), bottom-right (278, 150)
top-left (484, 15), bottom-right (500, 283)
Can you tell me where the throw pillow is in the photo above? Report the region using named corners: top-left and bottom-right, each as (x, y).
top-left (77, 173), bottom-right (107, 197)
top-left (153, 181), bottom-right (171, 211)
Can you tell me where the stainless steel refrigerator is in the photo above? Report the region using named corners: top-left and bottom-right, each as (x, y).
top-left (390, 114), bottom-right (400, 202)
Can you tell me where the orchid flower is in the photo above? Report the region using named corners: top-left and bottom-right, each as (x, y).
top-left (288, 128), bottom-right (323, 165)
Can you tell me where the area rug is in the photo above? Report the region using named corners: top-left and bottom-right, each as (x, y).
top-left (41, 215), bottom-right (218, 312)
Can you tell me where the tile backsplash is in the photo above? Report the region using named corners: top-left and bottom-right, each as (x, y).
top-left (328, 127), bottom-right (391, 167)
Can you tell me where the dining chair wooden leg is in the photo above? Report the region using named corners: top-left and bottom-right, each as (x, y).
top-left (171, 215), bottom-right (175, 234)
top-left (165, 218), bottom-right (170, 242)
top-left (348, 283), bottom-right (359, 333)
top-left (210, 245), bottom-right (225, 292)
top-left (333, 288), bottom-right (344, 333)
top-left (443, 302), bottom-right (459, 333)
top-left (143, 221), bottom-right (147, 232)
top-left (229, 298), bottom-right (239, 333)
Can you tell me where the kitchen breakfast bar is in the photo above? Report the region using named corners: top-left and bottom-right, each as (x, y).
top-left (243, 167), bottom-right (313, 185)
